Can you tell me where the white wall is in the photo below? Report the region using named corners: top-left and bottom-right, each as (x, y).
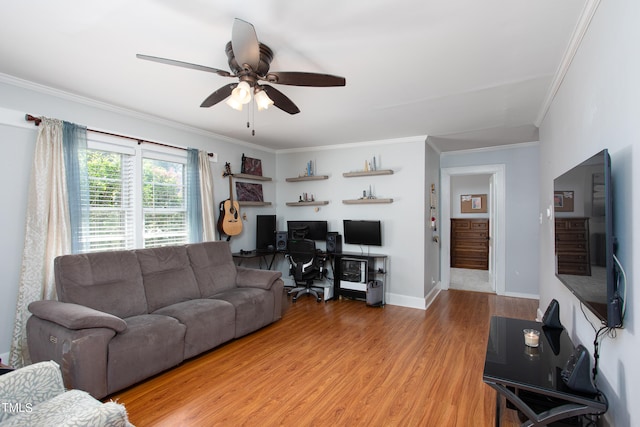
top-left (538, 1), bottom-right (639, 425)
top-left (275, 138), bottom-right (428, 308)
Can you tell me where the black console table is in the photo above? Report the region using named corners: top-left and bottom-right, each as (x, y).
top-left (483, 316), bottom-right (607, 426)
top-left (332, 252), bottom-right (387, 304)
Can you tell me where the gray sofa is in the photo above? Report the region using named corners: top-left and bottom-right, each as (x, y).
top-left (26, 241), bottom-right (283, 399)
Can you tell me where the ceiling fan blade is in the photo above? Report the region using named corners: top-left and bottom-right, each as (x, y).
top-left (200, 83), bottom-right (235, 108)
top-left (231, 18), bottom-right (260, 71)
top-left (264, 72), bottom-right (346, 87)
top-left (136, 54), bottom-right (231, 77)
top-left (261, 85), bottom-right (300, 114)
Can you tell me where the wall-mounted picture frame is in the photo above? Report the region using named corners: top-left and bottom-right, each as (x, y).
top-left (236, 182), bottom-right (264, 202)
top-left (554, 191), bottom-right (574, 212)
top-left (241, 153), bottom-right (263, 176)
top-left (461, 194), bottom-right (487, 213)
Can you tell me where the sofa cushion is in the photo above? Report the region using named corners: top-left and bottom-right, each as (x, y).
top-left (186, 241), bottom-right (238, 297)
top-left (135, 246), bottom-right (201, 312)
top-left (54, 251), bottom-right (147, 319)
top-left (107, 314), bottom-right (186, 394)
top-left (154, 299), bottom-right (236, 359)
top-left (212, 288), bottom-right (276, 338)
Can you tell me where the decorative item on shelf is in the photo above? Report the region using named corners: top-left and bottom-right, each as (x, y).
top-left (298, 193), bottom-right (315, 202)
top-left (305, 160), bottom-right (314, 176)
top-left (359, 185), bottom-right (376, 200)
top-left (241, 153), bottom-right (262, 176)
top-left (430, 183), bottom-right (438, 231)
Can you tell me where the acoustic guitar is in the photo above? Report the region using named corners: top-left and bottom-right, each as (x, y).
top-left (217, 162), bottom-right (243, 237)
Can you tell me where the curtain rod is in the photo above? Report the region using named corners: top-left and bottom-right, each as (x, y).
top-left (25, 114), bottom-right (213, 157)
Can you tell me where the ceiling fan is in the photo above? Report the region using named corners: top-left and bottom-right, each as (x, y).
top-left (137, 18), bottom-right (346, 115)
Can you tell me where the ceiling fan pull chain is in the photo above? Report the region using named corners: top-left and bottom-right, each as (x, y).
top-left (250, 97), bottom-right (256, 136)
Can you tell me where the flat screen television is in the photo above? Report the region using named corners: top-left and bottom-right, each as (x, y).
top-left (287, 220), bottom-right (328, 241)
top-left (553, 149), bottom-right (622, 328)
top-left (343, 220), bottom-right (382, 246)
top-left (256, 215), bottom-right (276, 251)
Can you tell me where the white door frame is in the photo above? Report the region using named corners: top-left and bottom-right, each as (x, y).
top-left (440, 164), bottom-right (506, 295)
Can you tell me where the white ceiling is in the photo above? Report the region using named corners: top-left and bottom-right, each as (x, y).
top-left (0, 0), bottom-right (588, 152)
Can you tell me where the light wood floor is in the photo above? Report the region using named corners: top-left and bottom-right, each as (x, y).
top-left (110, 290), bottom-right (538, 426)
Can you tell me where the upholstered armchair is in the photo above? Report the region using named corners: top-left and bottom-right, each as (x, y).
top-left (0, 361), bottom-right (133, 426)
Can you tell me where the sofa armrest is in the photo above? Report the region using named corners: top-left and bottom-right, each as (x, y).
top-left (28, 300), bottom-right (127, 333)
top-left (0, 361), bottom-right (65, 423)
top-left (26, 316), bottom-right (116, 399)
top-left (235, 267), bottom-right (282, 290)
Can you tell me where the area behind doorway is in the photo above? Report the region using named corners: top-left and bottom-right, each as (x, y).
top-left (448, 175), bottom-right (493, 293)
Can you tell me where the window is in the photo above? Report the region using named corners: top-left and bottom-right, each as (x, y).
top-left (86, 149), bottom-right (134, 251)
top-left (142, 158), bottom-right (187, 247)
top-left (84, 137), bottom-right (188, 252)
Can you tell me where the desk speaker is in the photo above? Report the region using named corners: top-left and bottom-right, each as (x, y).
top-left (326, 232), bottom-right (342, 253)
top-left (275, 231), bottom-right (288, 252)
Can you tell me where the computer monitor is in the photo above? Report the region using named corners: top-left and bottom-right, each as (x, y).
top-left (286, 220), bottom-right (328, 241)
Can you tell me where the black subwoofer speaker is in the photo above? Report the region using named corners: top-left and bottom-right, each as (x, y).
top-left (275, 231), bottom-right (288, 252)
top-left (326, 232), bottom-right (342, 253)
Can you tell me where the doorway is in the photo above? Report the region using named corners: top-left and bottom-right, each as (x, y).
top-left (441, 165), bottom-right (506, 295)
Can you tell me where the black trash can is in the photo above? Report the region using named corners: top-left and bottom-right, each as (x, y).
top-left (366, 280), bottom-right (383, 307)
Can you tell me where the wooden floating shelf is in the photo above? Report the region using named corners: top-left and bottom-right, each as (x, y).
top-left (233, 173), bottom-right (272, 181)
top-left (285, 175), bottom-right (329, 182)
top-left (342, 169), bottom-right (394, 178)
top-left (238, 201), bottom-right (272, 207)
top-left (286, 201), bottom-right (329, 207)
top-left (342, 198), bottom-right (394, 205)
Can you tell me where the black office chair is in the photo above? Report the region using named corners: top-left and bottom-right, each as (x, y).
top-left (286, 238), bottom-right (326, 302)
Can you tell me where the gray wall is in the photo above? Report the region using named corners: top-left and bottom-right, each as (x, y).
top-left (441, 143), bottom-right (540, 297)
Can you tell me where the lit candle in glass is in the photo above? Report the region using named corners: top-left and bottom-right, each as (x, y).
top-left (523, 329), bottom-right (540, 347)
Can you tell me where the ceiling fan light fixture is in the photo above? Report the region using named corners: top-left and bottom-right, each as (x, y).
top-left (230, 81), bottom-right (252, 104)
top-left (254, 88), bottom-right (274, 111)
top-left (225, 96), bottom-right (244, 111)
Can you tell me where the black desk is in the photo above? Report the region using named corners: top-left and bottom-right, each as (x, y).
top-left (232, 250), bottom-right (280, 270)
top-left (483, 316), bottom-right (607, 426)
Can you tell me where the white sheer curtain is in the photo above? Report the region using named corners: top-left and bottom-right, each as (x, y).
top-left (199, 150), bottom-right (216, 241)
top-left (9, 118), bottom-right (72, 368)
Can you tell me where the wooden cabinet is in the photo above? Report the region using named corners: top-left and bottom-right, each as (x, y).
top-left (555, 218), bottom-right (590, 276)
top-left (450, 219), bottom-right (489, 270)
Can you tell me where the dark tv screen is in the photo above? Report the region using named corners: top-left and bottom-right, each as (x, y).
top-left (343, 220), bottom-right (382, 246)
top-left (287, 220), bottom-right (328, 241)
top-left (553, 149), bottom-right (621, 327)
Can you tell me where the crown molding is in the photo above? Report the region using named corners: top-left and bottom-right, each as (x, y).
top-left (276, 135), bottom-right (427, 154)
top-left (440, 140), bottom-right (539, 158)
top-left (0, 72), bottom-right (276, 153)
top-left (535, 0), bottom-right (602, 126)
